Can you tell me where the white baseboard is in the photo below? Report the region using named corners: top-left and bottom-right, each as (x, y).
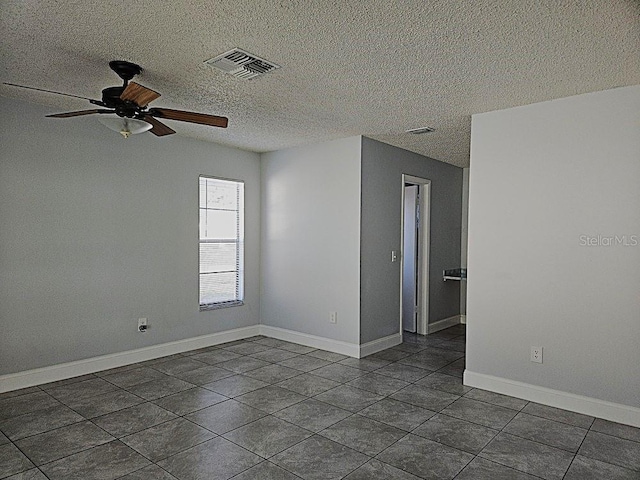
top-left (427, 314), bottom-right (463, 334)
top-left (460, 314), bottom-right (466, 324)
top-left (259, 325), bottom-right (360, 358)
top-left (464, 370), bottom-right (640, 428)
top-left (0, 325), bottom-right (260, 394)
top-left (360, 333), bottom-right (402, 358)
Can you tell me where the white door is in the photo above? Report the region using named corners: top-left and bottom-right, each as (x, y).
top-left (402, 185), bottom-right (418, 332)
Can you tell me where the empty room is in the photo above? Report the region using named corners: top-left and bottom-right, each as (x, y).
top-left (1, 1), bottom-right (639, 479)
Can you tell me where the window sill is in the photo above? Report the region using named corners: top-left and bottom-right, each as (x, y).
top-left (200, 300), bottom-right (244, 312)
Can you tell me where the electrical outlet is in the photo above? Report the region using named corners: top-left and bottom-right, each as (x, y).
top-left (531, 346), bottom-right (543, 363)
top-left (329, 312), bottom-right (338, 324)
top-left (138, 318), bottom-right (148, 333)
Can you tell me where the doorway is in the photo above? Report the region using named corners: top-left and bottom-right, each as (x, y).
top-left (400, 175), bottom-right (431, 337)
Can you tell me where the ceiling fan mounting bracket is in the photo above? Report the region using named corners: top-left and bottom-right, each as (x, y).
top-left (109, 60), bottom-right (142, 85)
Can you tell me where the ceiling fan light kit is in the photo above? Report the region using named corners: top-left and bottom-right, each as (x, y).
top-left (3, 60), bottom-right (228, 138)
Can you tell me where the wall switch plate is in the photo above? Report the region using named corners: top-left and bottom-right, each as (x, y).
top-left (391, 251), bottom-right (398, 262)
top-left (329, 312), bottom-right (338, 324)
top-left (531, 346), bottom-right (543, 363)
top-left (138, 318), bottom-right (148, 333)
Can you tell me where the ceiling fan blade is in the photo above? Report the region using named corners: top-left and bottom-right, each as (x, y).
top-left (46, 109), bottom-right (114, 118)
top-left (120, 82), bottom-right (160, 107)
top-left (149, 108), bottom-right (228, 128)
top-left (141, 115), bottom-right (176, 136)
top-left (3, 82), bottom-right (99, 102)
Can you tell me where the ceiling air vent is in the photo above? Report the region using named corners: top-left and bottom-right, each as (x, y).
top-left (406, 127), bottom-right (435, 134)
top-left (205, 49), bottom-right (280, 80)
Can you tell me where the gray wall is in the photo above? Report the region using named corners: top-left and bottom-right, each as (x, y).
top-left (0, 97), bottom-right (261, 375)
top-left (260, 137), bottom-right (362, 344)
top-left (360, 138), bottom-right (463, 343)
top-left (467, 86), bottom-right (640, 409)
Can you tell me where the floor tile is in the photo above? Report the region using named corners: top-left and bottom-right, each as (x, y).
top-left (92, 402), bottom-right (177, 437)
top-left (464, 389), bottom-right (528, 411)
top-left (577, 430), bottom-right (640, 471)
top-left (158, 436), bottom-right (261, 480)
top-left (343, 459), bottom-right (421, 479)
top-left (347, 373), bottom-right (409, 396)
top-left (223, 416), bottom-right (312, 458)
top-left (276, 373), bottom-right (341, 396)
top-left (271, 435), bottom-right (369, 480)
top-left (435, 362), bottom-right (465, 378)
top-left (416, 372), bottom-right (472, 396)
top-left (591, 418), bottom-right (640, 442)
top-left (0, 404), bottom-right (84, 440)
top-left (101, 366), bottom-right (168, 389)
top-left (217, 356), bottom-right (271, 374)
top-left (390, 384), bottom-right (459, 412)
top-left (250, 348), bottom-right (300, 363)
top-left (358, 398), bottom-right (436, 431)
top-left (338, 357), bottom-right (391, 371)
top-left (44, 377), bottom-right (119, 403)
top-left (274, 398), bottom-right (352, 432)
top-left (39, 440), bottom-right (150, 480)
top-left (320, 415), bottom-right (406, 456)
top-left (392, 343), bottom-right (427, 354)
top-left (0, 432), bottom-right (8, 446)
top-left (118, 464), bottom-right (178, 479)
top-left (39, 374), bottom-right (97, 390)
top-left (254, 338), bottom-right (292, 348)
top-left (231, 460), bottom-right (302, 479)
top-left (63, 389), bottom-right (143, 418)
top-left (202, 375), bottom-right (269, 397)
top-left (0, 391), bottom-right (60, 421)
top-left (479, 432), bottom-right (574, 480)
top-left (223, 342), bottom-right (273, 355)
top-left (150, 357), bottom-right (208, 376)
top-left (374, 363), bottom-right (429, 383)
top-left (121, 418), bottom-right (215, 462)
top-left (190, 349), bottom-right (241, 365)
top-left (171, 365), bottom-right (235, 385)
top-left (185, 399), bottom-right (266, 434)
top-left (311, 364), bottom-right (367, 383)
top-left (15, 420), bottom-right (114, 465)
top-left (0, 387), bottom-right (40, 401)
top-left (277, 356), bottom-right (332, 373)
top-left (370, 349), bottom-right (412, 362)
top-left (521, 402), bottom-right (594, 429)
top-left (126, 376), bottom-right (195, 400)
top-left (152, 387), bottom-right (227, 416)
top-left (412, 414), bottom-right (498, 454)
top-left (244, 364), bottom-right (302, 383)
top-left (235, 386), bottom-right (306, 413)
top-left (377, 433), bottom-right (474, 479)
top-left (4, 468), bottom-right (48, 479)
top-left (454, 457), bottom-right (538, 479)
top-left (0, 443), bottom-right (34, 479)
top-left (277, 343), bottom-right (317, 355)
top-left (564, 454), bottom-right (638, 480)
top-left (305, 350), bottom-right (348, 362)
top-left (314, 385), bottom-right (384, 412)
top-left (441, 397), bottom-right (517, 429)
top-left (181, 345), bottom-right (221, 356)
top-left (503, 412), bottom-right (587, 452)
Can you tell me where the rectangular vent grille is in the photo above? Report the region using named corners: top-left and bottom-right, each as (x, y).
top-left (205, 49), bottom-right (280, 80)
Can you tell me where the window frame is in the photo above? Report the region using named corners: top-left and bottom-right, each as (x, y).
top-left (198, 175), bottom-right (245, 311)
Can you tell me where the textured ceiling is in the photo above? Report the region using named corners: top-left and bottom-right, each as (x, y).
top-left (1, 1), bottom-right (638, 167)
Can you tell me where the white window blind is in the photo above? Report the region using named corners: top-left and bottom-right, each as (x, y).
top-left (199, 176), bottom-right (244, 309)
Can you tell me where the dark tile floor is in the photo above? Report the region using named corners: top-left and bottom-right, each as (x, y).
top-left (1, 325), bottom-right (639, 479)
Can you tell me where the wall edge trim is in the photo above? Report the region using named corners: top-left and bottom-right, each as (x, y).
top-left (360, 333), bottom-right (402, 358)
top-left (464, 370), bottom-right (640, 428)
top-left (259, 325), bottom-right (360, 358)
top-left (0, 325), bottom-right (261, 393)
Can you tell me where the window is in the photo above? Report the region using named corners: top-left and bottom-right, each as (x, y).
top-left (199, 176), bottom-right (244, 309)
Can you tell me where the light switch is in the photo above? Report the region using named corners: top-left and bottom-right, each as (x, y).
top-left (391, 250), bottom-right (398, 262)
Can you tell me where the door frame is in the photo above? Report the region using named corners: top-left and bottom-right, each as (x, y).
top-left (400, 174), bottom-right (431, 337)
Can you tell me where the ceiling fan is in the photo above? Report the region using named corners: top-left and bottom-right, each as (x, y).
top-left (4, 60), bottom-right (228, 138)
